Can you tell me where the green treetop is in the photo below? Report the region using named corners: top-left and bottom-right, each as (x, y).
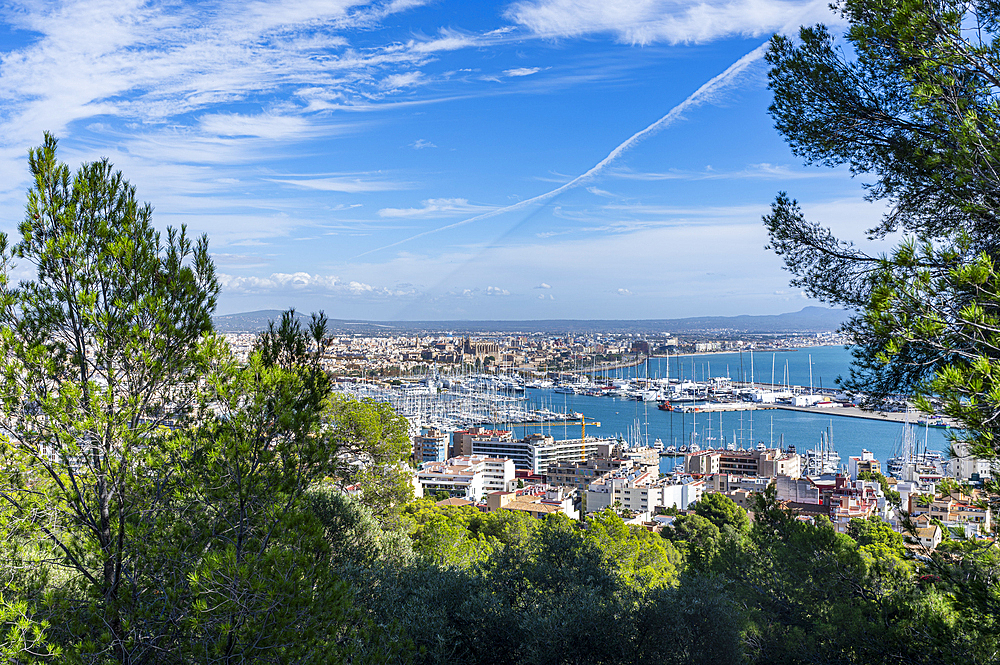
top-left (693, 492), bottom-right (750, 533)
top-left (0, 135), bottom-right (367, 664)
top-left (0, 133), bottom-right (219, 662)
top-left (764, 0), bottom-right (1000, 458)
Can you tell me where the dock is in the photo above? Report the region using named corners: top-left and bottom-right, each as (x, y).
top-left (770, 403), bottom-right (952, 424)
top-left (511, 420), bottom-right (601, 427)
top-left (665, 403), bottom-right (776, 414)
top-left (663, 401), bottom-right (956, 426)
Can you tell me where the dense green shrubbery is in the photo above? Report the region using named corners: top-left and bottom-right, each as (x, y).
top-left (315, 489), bottom-right (999, 665)
top-left (320, 495), bottom-right (737, 665)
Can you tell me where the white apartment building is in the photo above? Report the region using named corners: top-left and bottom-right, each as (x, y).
top-left (686, 448), bottom-right (801, 479)
top-left (471, 432), bottom-right (615, 475)
top-left (847, 449), bottom-right (882, 480)
top-left (586, 468), bottom-right (705, 514)
top-left (415, 455), bottom-right (515, 501)
top-left (951, 441), bottom-right (995, 481)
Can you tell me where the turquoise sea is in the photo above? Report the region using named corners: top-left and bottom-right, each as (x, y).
top-left (512, 346), bottom-right (953, 475)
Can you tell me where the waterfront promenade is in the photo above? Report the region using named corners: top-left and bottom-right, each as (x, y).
top-left (671, 401), bottom-right (953, 425)
top-left (772, 403), bottom-right (955, 426)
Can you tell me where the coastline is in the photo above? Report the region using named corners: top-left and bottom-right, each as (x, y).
top-left (573, 344), bottom-right (848, 375)
top-left (650, 344), bottom-right (846, 360)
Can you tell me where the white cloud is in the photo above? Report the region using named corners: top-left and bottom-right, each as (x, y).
top-left (504, 67), bottom-right (540, 77)
top-left (378, 198), bottom-right (494, 218)
top-left (616, 288), bottom-right (633, 296)
top-left (407, 30), bottom-right (481, 53)
top-left (212, 253), bottom-right (273, 269)
top-left (506, 0), bottom-right (837, 45)
top-left (535, 282), bottom-right (552, 289)
top-left (610, 163), bottom-right (834, 182)
top-left (411, 138), bottom-right (437, 149)
top-left (485, 286), bottom-right (510, 296)
top-left (218, 271), bottom-right (417, 297)
top-left (199, 112), bottom-right (315, 139)
top-left (380, 71), bottom-right (425, 89)
top-left (268, 175), bottom-right (410, 193)
top-left (324, 216), bottom-right (801, 317)
top-left (0, 0), bottom-right (472, 199)
top-left (219, 272), bottom-right (339, 292)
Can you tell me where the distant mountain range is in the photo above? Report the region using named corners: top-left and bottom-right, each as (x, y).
top-left (212, 306), bottom-right (850, 335)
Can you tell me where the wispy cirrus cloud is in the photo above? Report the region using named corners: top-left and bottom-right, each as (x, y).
top-left (504, 66), bottom-right (541, 77)
top-left (0, 0), bottom-right (484, 197)
top-left (380, 71), bottom-right (426, 89)
top-left (378, 198), bottom-right (496, 218)
top-left (505, 0), bottom-right (835, 45)
top-left (356, 42), bottom-right (771, 257)
top-left (609, 163), bottom-right (833, 181)
top-left (267, 174), bottom-right (412, 192)
top-left (198, 112), bottom-right (317, 139)
top-left (405, 28), bottom-right (482, 53)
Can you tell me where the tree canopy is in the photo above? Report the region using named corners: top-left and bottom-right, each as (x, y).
top-left (0, 135), bottom-right (393, 664)
top-left (693, 492), bottom-right (749, 533)
top-left (764, 0), bottom-right (1000, 457)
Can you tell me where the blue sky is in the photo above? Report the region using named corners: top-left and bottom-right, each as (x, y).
top-left (0, 0), bottom-right (885, 319)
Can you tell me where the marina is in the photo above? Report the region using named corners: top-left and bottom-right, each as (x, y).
top-left (331, 345), bottom-right (956, 475)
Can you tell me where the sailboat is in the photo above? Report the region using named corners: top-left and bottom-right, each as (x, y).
top-left (803, 420), bottom-right (840, 475)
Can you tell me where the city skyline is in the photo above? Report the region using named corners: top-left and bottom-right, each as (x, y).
top-left (0, 0), bottom-right (889, 319)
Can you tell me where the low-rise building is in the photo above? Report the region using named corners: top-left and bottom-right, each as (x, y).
top-left (927, 493), bottom-right (992, 532)
top-left (661, 478), bottom-right (706, 511)
top-left (416, 455), bottom-right (516, 501)
top-left (471, 432), bottom-right (615, 475)
top-left (546, 442), bottom-right (655, 490)
top-left (585, 468), bottom-right (704, 514)
top-left (951, 440), bottom-right (996, 481)
top-left (776, 475), bottom-right (821, 505)
top-left (848, 449), bottom-right (881, 480)
top-left (827, 478), bottom-right (881, 532)
top-left (686, 448), bottom-right (800, 478)
top-left (413, 428), bottom-right (449, 463)
top-left (452, 427), bottom-right (513, 458)
top-left (486, 487), bottom-right (579, 520)
top-left (916, 524), bottom-right (943, 549)
top-left (725, 488), bottom-right (756, 510)
top-left (777, 474), bottom-right (884, 530)
top-left (708, 473), bottom-right (772, 494)
top-left (547, 457), bottom-right (634, 490)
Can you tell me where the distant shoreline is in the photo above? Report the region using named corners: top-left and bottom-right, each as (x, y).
top-left (576, 344), bottom-right (846, 375)
top-left (213, 306), bottom-right (850, 335)
top-left (650, 344), bottom-right (845, 360)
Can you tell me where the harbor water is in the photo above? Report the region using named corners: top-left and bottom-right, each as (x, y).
top-left (514, 346), bottom-right (953, 475)
top-left (596, 344), bottom-right (857, 391)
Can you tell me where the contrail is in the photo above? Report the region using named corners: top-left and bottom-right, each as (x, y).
top-left (355, 41), bottom-right (769, 259)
